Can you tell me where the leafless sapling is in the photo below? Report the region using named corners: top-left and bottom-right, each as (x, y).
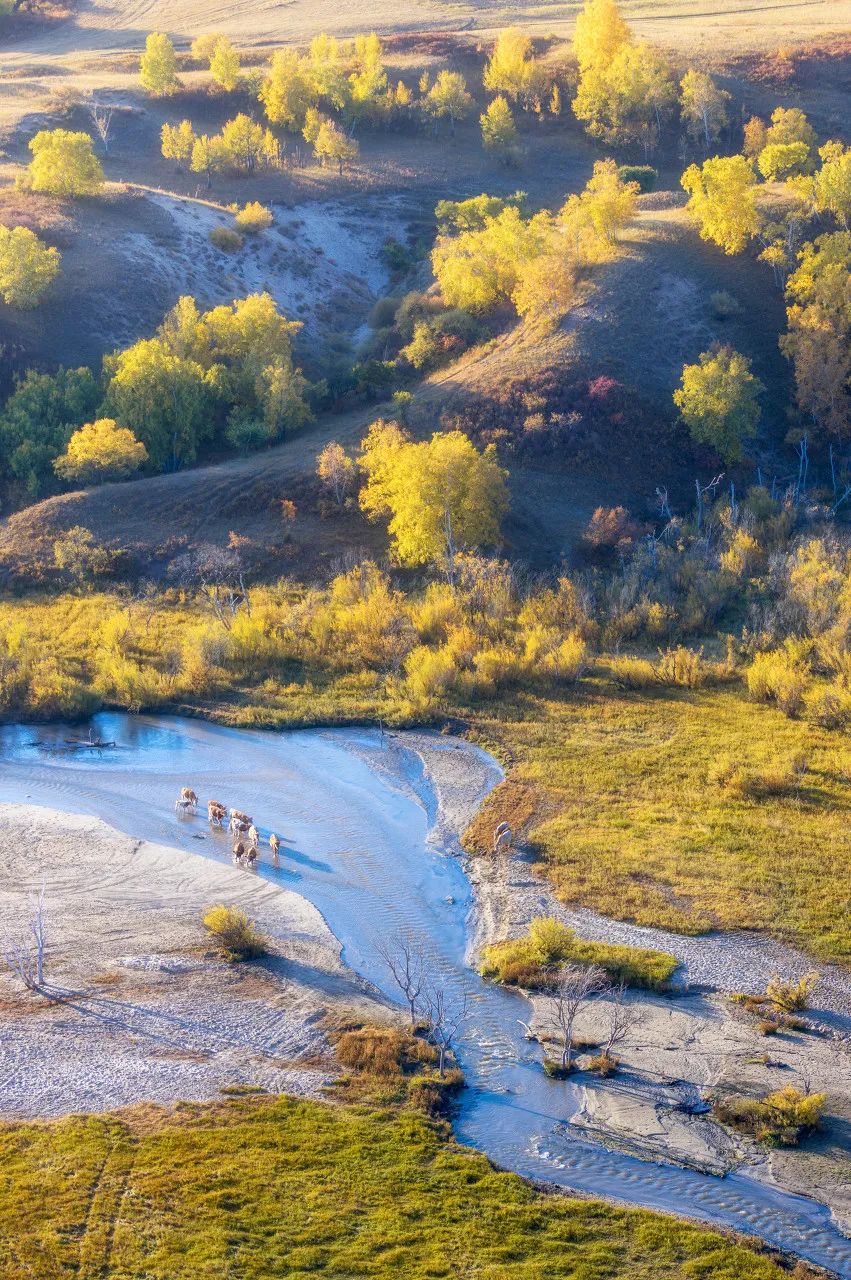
top-left (376, 933), bottom-right (426, 1027)
top-left (422, 982), bottom-right (472, 1078)
top-left (545, 963), bottom-right (608, 1071)
top-left (601, 981), bottom-right (643, 1065)
top-left (89, 101), bottom-right (114, 154)
top-left (3, 885), bottom-right (47, 991)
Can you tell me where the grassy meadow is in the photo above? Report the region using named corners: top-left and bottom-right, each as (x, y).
top-left (0, 1095), bottom-right (798, 1280)
top-left (470, 680), bottom-right (851, 963)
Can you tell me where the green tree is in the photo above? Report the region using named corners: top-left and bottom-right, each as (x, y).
top-left (313, 119), bottom-right (359, 173)
top-left (53, 418), bottom-right (148, 484)
top-left (210, 37), bottom-right (241, 92)
top-left (0, 366), bottom-right (100, 498)
top-left (259, 49), bottom-right (314, 128)
top-left (673, 345), bottom-right (763, 462)
top-left (359, 422), bottom-right (508, 573)
top-left (780, 231), bottom-right (851, 437)
top-left (27, 129), bottom-right (104, 197)
top-left (156, 292), bottom-right (309, 444)
top-left (140, 32), bottom-right (182, 97)
top-left (681, 154), bottom-right (761, 254)
top-left (480, 97), bottom-right (518, 162)
top-left (0, 226), bottom-right (60, 307)
top-left (572, 0), bottom-right (631, 74)
top-left (220, 114), bottom-right (267, 173)
top-left (103, 338), bottom-right (216, 470)
top-left (161, 119), bottom-right (197, 167)
top-left (679, 69), bottom-right (729, 149)
top-left (426, 70), bottom-right (474, 136)
top-left (190, 134), bottom-right (229, 186)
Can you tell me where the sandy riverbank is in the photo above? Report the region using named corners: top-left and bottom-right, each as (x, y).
top-left (0, 805), bottom-right (385, 1118)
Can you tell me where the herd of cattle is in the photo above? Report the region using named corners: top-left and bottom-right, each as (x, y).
top-left (175, 788), bottom-right (514, 864)
top-left (175, 788), bottom-right (282, 866)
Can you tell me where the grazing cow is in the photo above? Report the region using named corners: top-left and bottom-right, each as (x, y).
top-left (229, 809), bottom-right (252, 835)
top-left (269, 833), bottom-right (280, 860)
top-left (245, 846), bottom-right (257, 867)
top-left (180, 787), bottom-right (198, 809)
top-left (247, 825), bottom-right (260, 848)
top-left (232, 841), bottom-right (245, 862)
top-left (493, 823), bottom-right (513, 854)
top-left (208, 800), bottom-right (227, 827)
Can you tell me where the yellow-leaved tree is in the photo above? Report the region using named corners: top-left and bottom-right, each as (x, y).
top-left (359, 421), bottom-right (508, 575)
top-left (573, 0), bottom-right (631, 74)
top-left (0, 226), bottom-right (60, 307)
top-left (26, 129), bottom-right (104, 198)
top-left (681, 154), bottom-right (761, 254)
top-left (673, 345), bottom-right (763, 463)
top-left (54, 418), bottom-right (148, 484)
top-left (140, 32), bottom-right (182, 97)
top-left (780, 231), bottom-right (851, 437)
top-left (209, 37), bottom-right (241, 92)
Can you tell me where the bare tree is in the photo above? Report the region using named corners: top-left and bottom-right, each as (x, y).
top-left (3, 885), bottom-right (47, 991)
top-left (168, 544), bottom-right (250, 630)
top-left (376, 933), bottom-right (426, 1027)
top-left (88, 100), bottom-right (114, 154)
top-left (422, 982), bottom-right (472, 1077)
top-left (601, 981), bottom-right (642, 1064)
top-left (544, 963), bottom-right (608, 1072)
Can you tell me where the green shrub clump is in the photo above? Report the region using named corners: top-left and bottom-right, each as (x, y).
top-left (202, 904), bottom-right (268, 960)
top-left (480, 916), bottom-right (678, 991)
top-left (714, 1086), bottom-right (826, 1146)
top-left (209, 225), bottom-right (244, 253)
top-left (617, 164), bottom-right (657, 193)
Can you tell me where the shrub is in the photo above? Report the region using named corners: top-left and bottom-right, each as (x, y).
top-left (210, 225), bottom-right (244, 253)
top-left (586, 1052), bottom-right (618, 1076)
top-left (806, 685), bottom-right (851, 730)
top-left (234, 202), bottom-right (273, 234)
top-left (747, 649), bottom-right (809, 717)
top-left (405, 1067), bottom-right (464, 1116)
top-left (202, 904), bottom-right (268, 960)
top-left (655, 645), bottom-right (706, 689)
top-left (481, 917), bottom-right (677, 991)
top-left (617, 165), bottom-right (657, 193)
top-left (335, 1025), bottom-right (437, 1077)
top-left (765, 971), bottom-right (820, 1011)
top-left (710, 289), bottom-right (742, 319)
top-left (609, 655), bottom-right (657, 690)
top-left (400, 310), bottom-right (484, 371)
top-left (710, 752), bottom-right (807, 800)
top-left (714, 1086), bottom-right (826, 1146)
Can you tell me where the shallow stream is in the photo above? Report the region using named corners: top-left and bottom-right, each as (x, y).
top-left (0, 714), bottom-right (848, 1276)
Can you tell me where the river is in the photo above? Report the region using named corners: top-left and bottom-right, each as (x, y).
top-left (0, 712), bottom-right (848, 1277)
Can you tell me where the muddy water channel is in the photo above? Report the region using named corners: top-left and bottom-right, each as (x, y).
top-left (1, 714), bottom-right (849, 1276)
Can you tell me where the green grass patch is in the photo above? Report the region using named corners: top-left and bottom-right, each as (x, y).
top-left (469, 680), bottom-right (851, 964)
top-left (481, 917), bottom-right (678, 990)
top-left (0, 1095), bottom-right (794, 1279)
